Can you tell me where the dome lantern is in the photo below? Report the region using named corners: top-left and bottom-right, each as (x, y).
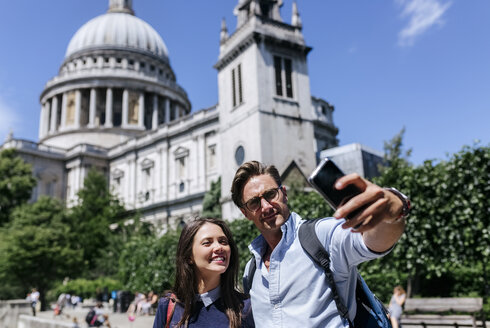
top-left (108, 0), bottom-right (134, 15)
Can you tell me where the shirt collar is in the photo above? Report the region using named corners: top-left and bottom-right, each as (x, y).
top-left (282, 212), bottom-right (299, 246)
top-left (249, 213), bottom-right (297, 257)
top-left (198, 285), bottom-right (221, 307)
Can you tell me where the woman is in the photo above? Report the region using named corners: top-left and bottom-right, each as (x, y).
top-left (388, 285), bottom-right (406, 328)
top-left (153, 218), bottom-right (254, 328)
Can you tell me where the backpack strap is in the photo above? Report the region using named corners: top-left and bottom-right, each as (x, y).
top-left (244, 256), bottom-right (256, 295)
top-left (298, 218), bottom-right (354, 328)
top-left (165, 294), bottom-right (176, 328)
top-left (90, 310), bottom-right (98, 326)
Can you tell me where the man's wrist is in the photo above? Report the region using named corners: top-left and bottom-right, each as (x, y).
top-left (384, 187), bottom-right (411, 220)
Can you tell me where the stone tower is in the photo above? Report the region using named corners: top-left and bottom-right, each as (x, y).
top-left (218, 0), bottom-right (338, 218)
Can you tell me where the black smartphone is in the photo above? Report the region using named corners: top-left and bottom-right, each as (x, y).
top-left (308, 157), bottom-right (365, 220)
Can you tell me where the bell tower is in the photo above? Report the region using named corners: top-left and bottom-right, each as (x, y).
top-left (217, 0), bottom-right (326, 218)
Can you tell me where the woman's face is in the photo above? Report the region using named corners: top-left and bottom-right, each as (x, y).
top-left (191, 222), bottom-right (231, 280)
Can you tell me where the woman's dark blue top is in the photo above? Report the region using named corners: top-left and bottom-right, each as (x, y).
top-left (152, 288), bottom-right (254, 328)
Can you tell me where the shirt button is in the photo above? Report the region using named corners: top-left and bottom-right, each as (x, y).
top-left (274, 304), bottom-right (279, 309)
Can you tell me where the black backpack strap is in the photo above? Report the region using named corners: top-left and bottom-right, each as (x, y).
top-left (298, 219), bottom-right (354, 327)
top-left (243, 256), bottom-right (256, 295)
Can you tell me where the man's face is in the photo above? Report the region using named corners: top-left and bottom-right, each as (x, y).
top-left (240, 174), bottom-right (290, 235)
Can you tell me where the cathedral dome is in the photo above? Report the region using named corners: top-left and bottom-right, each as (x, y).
top-left (65, 9), bottom-right (169, 62)
top-left (39, 0), bottom-right (191, 151)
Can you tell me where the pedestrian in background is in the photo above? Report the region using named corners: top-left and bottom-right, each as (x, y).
top-left (388, 285), bottom-right (407, 328)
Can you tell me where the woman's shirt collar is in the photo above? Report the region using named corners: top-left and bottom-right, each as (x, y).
top-left (198, 285), bottom-right (221, 307)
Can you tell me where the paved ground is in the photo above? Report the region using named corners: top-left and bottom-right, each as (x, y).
top-left (37, 305), bottom-right (155, 328)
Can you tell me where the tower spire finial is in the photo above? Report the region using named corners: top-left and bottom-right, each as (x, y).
top-left (220, 18), bottom-right (229, 44)
top-left (292, 2), bottom-right (302, 29)
top-left (108, 0), bottom-right (135, 15)
top-left (250, 0), bottom-right (262, 16)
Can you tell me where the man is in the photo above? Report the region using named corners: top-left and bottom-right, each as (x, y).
top-left (30, 288), bottom-right (40, 316)
top-left (231, 161), bottom-right (409, 327)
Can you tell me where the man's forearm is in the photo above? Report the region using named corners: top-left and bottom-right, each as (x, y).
top-left (363, 217), bottom-right (406, 252)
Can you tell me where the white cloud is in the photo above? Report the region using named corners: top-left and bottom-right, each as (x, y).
top-left (0, 94), bottom-right (19, 141)
top-left (397, 0), bottom-right (452, 47)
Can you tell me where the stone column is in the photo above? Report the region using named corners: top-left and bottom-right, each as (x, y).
top-left (138, 92), bottom-right (145, 128)
top-left (174, 103), bottom-right (180, 120)
top-left (39, 102), bottom-right (47, 139)
top-left (89, 88), bottom-right (96, 127)
top-left (105, 88), bottom-right (113, 128)
top-left (156, 147), bottom-right (163, 200)
top-left (60, 93), bottom-right (67, 130)
top-left (74, 90), bottom-right (81, 128)
top-left (152, 94), bottom-right (158, 129)
top-left (198, 134), bottom-right (206, 190)
top-left (50, 96), bottom-right (59, 133)
top-left (43, 101), bottom-right (50, 135)
top-left (122, 89), bottom-right (129, 128)
top-left (74, 165), bottom-right (81, 199)
top-left (164, 98), bottom-right (170, 123)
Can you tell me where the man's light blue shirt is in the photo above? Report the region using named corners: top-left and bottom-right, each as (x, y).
top-left (244, 212), bottom-right (388, 328)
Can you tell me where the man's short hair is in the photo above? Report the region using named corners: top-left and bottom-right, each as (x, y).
top-left (231, 160), bottom-right (282, 207)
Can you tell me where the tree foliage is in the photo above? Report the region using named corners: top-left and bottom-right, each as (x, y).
top-left (288, 186), bottom-right (334, 219)
top-left (202, 177), bottom-right (222, 218)
top-left (68, 169), bottom-right (127, 276)
top-left (0, 149), bottom-right (36, 226)
top-left (227, 218), bottom-right (258, 281)
top-left (0, 196), bottom-right (82, 309)
top-left (118, 227), bottom-right (180, 293)
top-left (50, 277), bottom-right (123, 301)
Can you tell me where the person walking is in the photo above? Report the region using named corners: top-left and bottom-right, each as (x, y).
top-left (30, 288), bottom-right (40, 316)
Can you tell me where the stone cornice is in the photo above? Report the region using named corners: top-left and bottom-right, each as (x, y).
top-left (214, 31), bottom-right (311, 71)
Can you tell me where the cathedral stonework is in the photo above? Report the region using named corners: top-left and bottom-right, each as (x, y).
top-left (1, 0), bottom-right (338, 227)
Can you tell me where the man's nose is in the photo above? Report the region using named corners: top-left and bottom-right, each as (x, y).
top-left (260, 197), bottom-right (273, 210)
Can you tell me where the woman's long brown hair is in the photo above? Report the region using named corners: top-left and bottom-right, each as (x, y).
top-left (172, 217), bottom-right (243, 328)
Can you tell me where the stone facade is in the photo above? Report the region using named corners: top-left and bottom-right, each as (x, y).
top-left (1, 0), bottom-right (339, 227)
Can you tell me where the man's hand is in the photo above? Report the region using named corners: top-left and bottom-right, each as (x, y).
top-left (332, 173), bottom-right (406, 252)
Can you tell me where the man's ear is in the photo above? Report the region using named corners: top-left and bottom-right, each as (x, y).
top-left (282, 186), bottom-right (288, 202)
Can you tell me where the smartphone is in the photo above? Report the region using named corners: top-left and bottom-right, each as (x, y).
top-left (308, 157), bottom-right (365, 220)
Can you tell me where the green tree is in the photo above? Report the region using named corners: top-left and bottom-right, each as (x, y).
top-left (50, 277), bottom-right (122, 300)
top-left (96, 217), bottom-right (152, 278)
top-left (227, 218), bottom-right (257, 280)
top-left (202, 177), bottom-right (222, 218)
top-left (288, 186), bottom-right (334, 219)
top-left (442, 144), bottom-right (489, 300)
top-left (0, 227), bottom-right (25, 299)
top-left (118, 227), bottom-right (180, 293)
top-left (1, 196), bottom-right (82, 310)
top-left (0, 149), bottom-right (36, 226)
top-left (68, 169), bottom-right (127, 277)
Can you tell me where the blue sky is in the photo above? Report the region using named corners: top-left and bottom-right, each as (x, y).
top-left (0, 0), bottom-right (488, 165)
